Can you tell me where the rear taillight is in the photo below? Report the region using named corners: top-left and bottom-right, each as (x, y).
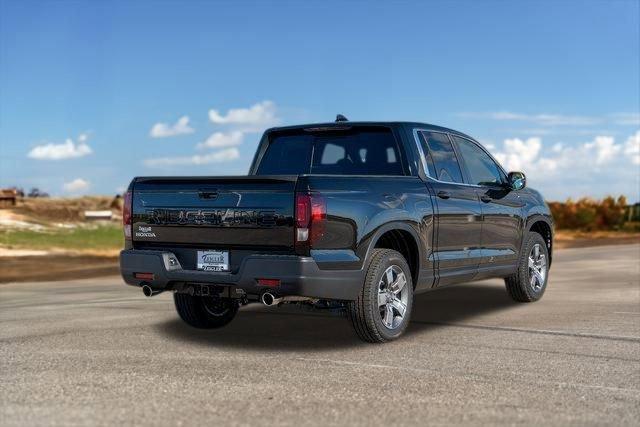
top-left (295, 194), bottom-right (311, 242)
top-left (123, 191), bottom-right (132, 239)
top-left (295, 193), bottom-right (326, 250)
top-left (134, 272), bottom-right (154, 280)
top-left (310, 195), bottom-right (326, 243)
top-left (257, 278), bottom-right (281, 287)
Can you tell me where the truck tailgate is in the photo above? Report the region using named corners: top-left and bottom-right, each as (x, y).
top-left (131, 176), bottom-right (296, 249)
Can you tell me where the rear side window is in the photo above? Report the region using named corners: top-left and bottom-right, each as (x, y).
top-left (453, 136), bottom-right (506, 186)
top-left (418, 131), bottom-right (464, 183)
top-left (256, 128), bottom-right (404, 176)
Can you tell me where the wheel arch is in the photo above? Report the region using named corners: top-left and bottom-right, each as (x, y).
top-left (362, 222), bottom-right (422, 289)
top-left (526, 215), bottom-right (554, 265)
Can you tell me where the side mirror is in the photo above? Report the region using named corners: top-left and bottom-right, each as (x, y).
top-left (508, 171), bottom-right (526, 191)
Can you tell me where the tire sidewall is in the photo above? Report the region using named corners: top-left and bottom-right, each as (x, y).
top-left (198, 296), bottom-right (238, 327)
top-left (174, 293), bottom-right (239, 329)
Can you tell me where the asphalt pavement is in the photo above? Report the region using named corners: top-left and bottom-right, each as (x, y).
top-left (1, 244), bottom-right (639, 426)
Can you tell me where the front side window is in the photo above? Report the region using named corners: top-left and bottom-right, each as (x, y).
top-left (452, 136), bottom-right (505, 186)
top-left (418, 131), bottom-right (464, 184)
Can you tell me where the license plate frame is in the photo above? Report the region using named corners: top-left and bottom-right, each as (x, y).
top-left (196, 250), bottom-right (229, 272)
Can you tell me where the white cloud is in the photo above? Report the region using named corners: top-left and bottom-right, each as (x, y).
top-left (149, 116), bottom-right (195, 138)
top-left (459, 111), bottom-right (601, 126)
top-left (208, 100), bottom-right (279, 130)
top-left (585, 136), bottom-right (620, 164)
top-left (28, 134), bottom-right (92, 160)
top-left (625, 130), bottom-right (640, 165)
top-left (144, 101), bottom-right (280, 169)
top-left (611, 112), bottom-right (640, 126)
top-left (63, 178), bottom-right (90, 193)
top-left (493, 137), bottom-right (542, 172)
top-left (144, 147), bottom-right (240, 167)
top-left (197, 131), bottom-right (244, 149)
top-left (461, 111), bottom-right (640, 128)
top-left (489, 131), bottom-right (640, 200)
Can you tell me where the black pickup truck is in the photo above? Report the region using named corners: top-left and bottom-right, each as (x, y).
top-left (120, 118), bottom-right (553, 342)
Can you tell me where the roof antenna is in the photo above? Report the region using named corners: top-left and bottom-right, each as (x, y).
top-left (335, 114), bottom-right (348, 122)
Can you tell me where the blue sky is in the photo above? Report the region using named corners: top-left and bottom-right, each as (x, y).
top-left (1, 0), bottom-right (638, 201)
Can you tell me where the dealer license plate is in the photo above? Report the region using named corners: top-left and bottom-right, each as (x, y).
top-left (197, 250), bottom-right (229, 272)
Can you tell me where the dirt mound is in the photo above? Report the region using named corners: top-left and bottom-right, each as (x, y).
top-left (10, 196), bottom-right (122, 223)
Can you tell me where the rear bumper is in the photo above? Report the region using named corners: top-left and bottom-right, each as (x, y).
top-left (119, 249), bottom-right (363, 300)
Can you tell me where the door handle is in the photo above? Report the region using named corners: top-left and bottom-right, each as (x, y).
top-left (437, 191), bottom-right (451, 200)
top-left (480, 195), bottom-right (492, 203)
top-left (198, 191), bottom-right (219, 200)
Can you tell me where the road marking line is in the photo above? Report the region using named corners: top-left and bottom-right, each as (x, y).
top-left (411, 321), bottom-right (640, 343)
top-left (296, 358), bottom-right (640, 395)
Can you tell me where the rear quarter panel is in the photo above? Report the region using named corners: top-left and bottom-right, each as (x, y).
top-left (299, 175), bottom-right (436, 290)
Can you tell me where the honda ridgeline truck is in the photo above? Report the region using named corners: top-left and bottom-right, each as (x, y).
top-left (120, 117), bottom-right (553, 342)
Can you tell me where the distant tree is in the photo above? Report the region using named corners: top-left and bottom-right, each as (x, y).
top-left (27, 188), bottom-right (50, 198)
top-left (110, 194), bottom-right (123, 210)
top-left (628, 203), bottom-right (640, 222)
top-left (549, 196), bottom-right (630, 231)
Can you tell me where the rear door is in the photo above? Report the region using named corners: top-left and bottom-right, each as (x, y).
top-left (416, 131), bottom-right (482, 285)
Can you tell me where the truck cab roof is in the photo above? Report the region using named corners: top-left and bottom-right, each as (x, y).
top-left (264, 121), bottom-right (477, 142)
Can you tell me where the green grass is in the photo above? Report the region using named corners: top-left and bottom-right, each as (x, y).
top-left (0, 225), bottom-right (123, 251)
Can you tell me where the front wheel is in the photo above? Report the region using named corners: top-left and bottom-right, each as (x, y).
top-left (348, 249), bottom-right (413, 343)
top-left (505, 232), bottom-right (550, 302)
top-left (174, 293), bottom-right (239, 329)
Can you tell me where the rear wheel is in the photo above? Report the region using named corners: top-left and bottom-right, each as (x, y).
top-left (505, 232), bottom-right (550, 302)
top-left (174, 293), bottom-right (239, 329)
top-left (348, 249), bottom-right (413, 343)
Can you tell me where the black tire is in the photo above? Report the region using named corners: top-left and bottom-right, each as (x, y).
top-left (173, 293), bottom-right (239, 329)
top-left (348, 249), bottom-right (414, 343)
top-left (505, 232), bottom-right (550, 302)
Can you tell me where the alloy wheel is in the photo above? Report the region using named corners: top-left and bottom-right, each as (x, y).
top-left (528, 243), bottom-right (547, 291)
top-left (377, 265), bottom-right (409, 329)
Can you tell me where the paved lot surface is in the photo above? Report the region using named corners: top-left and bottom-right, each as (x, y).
top-left (1, 244), bottom-right (639, 426)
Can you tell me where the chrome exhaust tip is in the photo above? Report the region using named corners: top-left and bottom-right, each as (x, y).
top-left (261, 293), bottom-right (314, 306)
top-left (142, 284), bottom-right (162, 297)
top-left (261, 292), bottom-right (281, 306)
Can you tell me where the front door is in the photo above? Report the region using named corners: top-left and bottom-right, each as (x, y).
top-left (477, 187), bottom-right (524, 267)
top-left (451, 135), bottom-right (525, 273)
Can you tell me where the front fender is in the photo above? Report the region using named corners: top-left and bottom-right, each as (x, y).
top-left (525, 214), bottom-right (554, 233)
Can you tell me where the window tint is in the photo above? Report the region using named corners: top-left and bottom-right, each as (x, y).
top-left (257, 128), bottom-right (404, 176)
top-left (418, 131), bottom-right (464, 183)
top-left (453, 136), bottom-right (505, 186)
top-left (320, 143), bottom-right (346, 164)
top-left (386, 147), bottom-right (397, 163)
top-left (311, 131), bottom-right (402, 175)
top-left (256, 134), bottom-right (312, 175)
